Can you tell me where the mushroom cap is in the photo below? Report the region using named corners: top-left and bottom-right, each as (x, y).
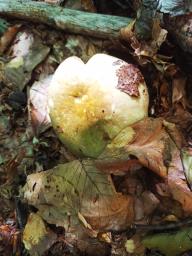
top-left (48, 54), bottom-right (149, 157)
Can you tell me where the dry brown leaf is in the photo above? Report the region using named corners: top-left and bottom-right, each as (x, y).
top-left (141, 191), bottom-right (160, 216)
top-left (97, 118), bottom-right (181, 178)
top-left (126, 118), bottom-right (171, 178)
top-left (165, 105), bottom-right (192, 146)
top-left (81, 194), bottom-right (133, 231)
top-left (127, 118), bottom-right (192, 214)
top-left (120, 18), bottom-right (167, 66)
top-left (168, 147), bottom-right (192, 215)
top-left (81, 0), bottom-right (96, 12)
top-left (0, 25), bottom-right (21, 54)
top-left (172, 76), bottom-right (187, 108)
top-left (0, 223), bottom-right (20, 256)
top-left (97, 117), bottom-right (192, 215)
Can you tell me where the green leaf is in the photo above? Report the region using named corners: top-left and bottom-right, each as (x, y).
top-left (22, 160), bottom-right (133, 231)
top-left (142, 227), bottom-right (192, 256)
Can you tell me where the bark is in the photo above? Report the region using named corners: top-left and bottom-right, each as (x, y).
top-left (0, 17), bottom-right (8, 35)
top-left (135, 0), bottom-right (192, 40)
top-left (0, 0), bottom-right (132, 40)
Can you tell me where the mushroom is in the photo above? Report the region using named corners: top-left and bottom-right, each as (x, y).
top-left (48, 54), bottom-right (149, 158)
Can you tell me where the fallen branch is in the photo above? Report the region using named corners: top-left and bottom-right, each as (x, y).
top-left (0, 0), bottom-right (132, 40)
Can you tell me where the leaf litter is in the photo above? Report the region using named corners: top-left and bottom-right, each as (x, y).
top-left (0, 1), bottom-right (192, 256)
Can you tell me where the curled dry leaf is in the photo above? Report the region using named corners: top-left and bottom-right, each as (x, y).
top-left (167, 145), bottom-right (192, 215)
top-left (22, 160), bottom-right (134, 232)
top-left (130, 119), bottom-right (192, 214)
top-left (120, 18), bottom-right (167, 65)
top-left (29, 75), bottom-right (52, 135)
top-left (126, 118), bottom-right (172, 177)
top-left (0, 24), bottom-right (21, 54)
top-left (23, 213), bottom-right (57, 255)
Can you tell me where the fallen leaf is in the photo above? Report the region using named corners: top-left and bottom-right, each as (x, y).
top-left (97, 118), bottom-right (180, 178)
top-left (29, 75), bottom-right (52, 135)
top-left (120, 17), bottom-right (167, 66)
top-left (97, 117), bottom-right (192, 215)
top-left (22, 160), bottom-right (134, 232)
top-left (2, 29), bottom-right (50, 90)
top-left (168, 144), bottom-right (192, 214)
top-left (126, 118), bottom-right (171, 177)
top-left (0, 223), bottom-right (20, 256)
top-left (23, 213), bottom-right (57, 255)
top-left (172, 76), bottom-right (187, 108)
top-left (8, 30), bottom-right (34, 58)
top-left (125, 234), bottom-right (145, 255)
top-left (165, 106), bottom-right (192, 145)
top-left (142, 226), bottom-right (192, 256)
top-left (0, 24), bottom-right (21, 54)
top-left (141, 191), bottom-right (160, 216)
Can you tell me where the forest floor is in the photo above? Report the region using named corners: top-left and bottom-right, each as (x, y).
top-left (0, 0), bottom-right (192, 255)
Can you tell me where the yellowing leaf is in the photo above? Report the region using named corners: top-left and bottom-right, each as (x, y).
top-left (22, 160), bottom-right (134, 231)
top-left (23, 213), bottom-right (56, 255)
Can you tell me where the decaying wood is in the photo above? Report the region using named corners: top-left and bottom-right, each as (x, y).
top-left (0, 0), bottom-right (132, 40)
top-left (135, 0), bottom-right (192, 41)
top-left (0, 17), bottom-right (9, 35)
